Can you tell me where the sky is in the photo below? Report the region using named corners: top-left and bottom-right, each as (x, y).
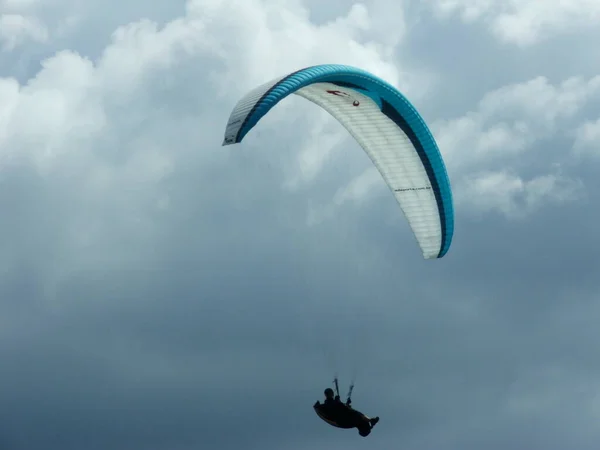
top-left (1, 0), bottom-right (600, 449)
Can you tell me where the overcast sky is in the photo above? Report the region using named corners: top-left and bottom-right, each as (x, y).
top-left (1, 0), bottom-right (600, 449)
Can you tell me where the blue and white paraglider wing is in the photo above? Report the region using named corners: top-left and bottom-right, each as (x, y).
top-left (222, 65), bottom-right (454, 259)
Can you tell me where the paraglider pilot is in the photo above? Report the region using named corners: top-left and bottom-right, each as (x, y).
top-left (314, 387), bottom-right (379, 437)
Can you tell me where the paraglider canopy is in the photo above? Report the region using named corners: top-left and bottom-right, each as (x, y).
top-left (222, 64), bottom-right (454, 259)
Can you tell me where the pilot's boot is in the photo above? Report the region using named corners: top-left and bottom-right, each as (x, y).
top-left (370, 417), bottom-right (380, 427)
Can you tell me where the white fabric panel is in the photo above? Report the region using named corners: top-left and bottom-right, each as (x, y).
top-left (222, 75), bottom-right (287, 145)
top-left (295, 82), bottom-right (442, 258)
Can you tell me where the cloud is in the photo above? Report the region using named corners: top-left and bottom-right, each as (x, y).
top-left (456, 170), bottom-right (583, 217)
top-left (0, 0), bottom-right (84, 54)
top-left (1, 0), bottom-right (414, 174)
top-left (1, 1), bottom-right (600, 450)
top-left (426, 0), bottom-right (600, 46)
top-left (573, 117), bottom-right (600, 157)
top-left (0, 13), bottom-right (48, 50)
top-left (435, 75), bottom-right (600, 169)
top-left (425, 75), bottom-right (600, 214)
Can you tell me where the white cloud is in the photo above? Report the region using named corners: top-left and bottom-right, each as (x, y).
top-left (0, 0), bottom-right (406, 166)
top-left (435, 75), bottom-right (600, 173)
top-left (0, 13), bottom-right (47, 50)
top-left (0, 0), bottom-right (71, 51)
top-left (455, 170), bottom-right (583, 218)
top-left (427, 75), bottom-right (598, 217)
top-left (426, 0), bottom-right (600, 46)
top-left (187, 0), bottom-right (404, 92)
top-left (430, 0), bottom-right (495, 22)
top-left (0, 0), bottom-right (418, 287)
top-left (1, 0), bottom-right (39, 7)
top-left (573, 118), bottom-right (600, 158)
